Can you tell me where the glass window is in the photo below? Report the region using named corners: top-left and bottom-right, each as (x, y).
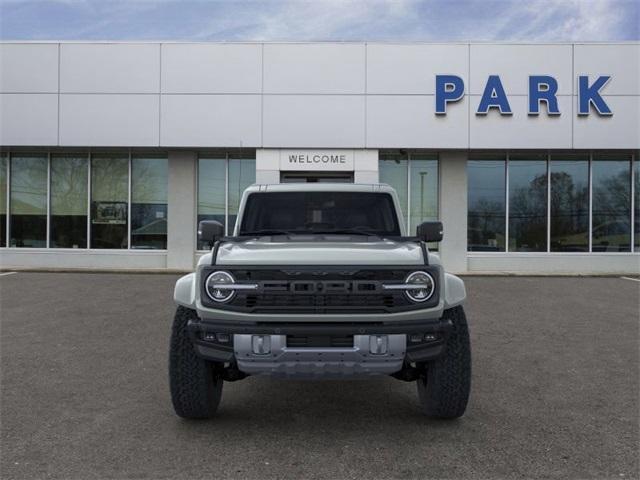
top-left (508, 154), bottom-right (548, 252)
top-left (10, 154), bottom-right (47, 248)
top-left (592, 154), bottom-right (631, 252)
top-left (468, 157), bottom-right (506, 252)
top-left (634, 155), bottom-right (639, 252)
top-left (91, 154), bottom-right (128, 249)
top-left (549, 155), bottom-right (589, 252)
top-left (228, 154), bottom-right (256, 234)
top-left (379, 151), bottom-right (408, 224)
top-left (131, 156), bottom-right (168, 250)
top-left (0, 154), bottom-right (7, 247)
top-left (198, 156), bottom-right (226, 249)
top-left (239, 192), bottom-right (401, 236)
top-left (409, 154), bottom-right (438, 234)
top-left (50, 155), bottom-right (88, 248)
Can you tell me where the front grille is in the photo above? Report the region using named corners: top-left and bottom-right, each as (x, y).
top-left (200, 266), bottom-right (440, 313)
top-left (242, 293), bottom-right (397, 313)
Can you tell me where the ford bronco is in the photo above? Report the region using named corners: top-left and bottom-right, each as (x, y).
top-left (169, 183), bottom-right (471, 419)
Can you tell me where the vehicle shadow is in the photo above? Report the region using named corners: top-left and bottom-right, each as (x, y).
top-left (174, 376), bottom-right (464, 431)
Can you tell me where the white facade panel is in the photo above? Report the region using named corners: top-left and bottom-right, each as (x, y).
top-left (161, 44), bottom-right (262, 94)
top-left (263, 95), bottom-right (365, 148)
top-left (0, 44), bottom-right (58, 93)
top-left (161, 94), bottom-right (261, 147)
top-left (263, 44), bottom-right (365, 94)
top-left (367, 44), bottom-right (468, 94)
top-left (59, 94), bottom-right (159, 146)
top-left (1, 250), bottom-right (167, 270)
top-left (469, 95), bottom-right (573, 149)
top-left (60, 43), bottom-right (160, 93)
top-left (573, 96), bottom-right (640, 149)
top-left (366, 95), bottom-right (468, 148)
top-left (470, 44), bottom-right (573, 95)
top-left (574, 44), bottom-right (640, 95)
top-left (467, 253), bottom-right (640, 275)
top-left (0, 94), bottom-right (58, 145)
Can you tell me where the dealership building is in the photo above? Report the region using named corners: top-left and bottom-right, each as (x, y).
top-left (0, 41), bottom-right (638, 274)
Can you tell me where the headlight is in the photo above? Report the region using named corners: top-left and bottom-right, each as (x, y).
top-left (205, 271), bottom-right (236, 303)
top-left (404, 271), bottom-right (435, 303)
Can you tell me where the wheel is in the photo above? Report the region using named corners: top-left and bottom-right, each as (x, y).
top-left (169, 306), bottom-right (223, 419)
top-left (416, 306), bottom-right (471, 419)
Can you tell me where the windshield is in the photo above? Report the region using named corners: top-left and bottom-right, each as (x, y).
top-left (238, 192), bottom-right (401, 236)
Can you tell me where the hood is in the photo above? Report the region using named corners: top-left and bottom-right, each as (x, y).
top-left (215, 236), bottom-right (424, 266)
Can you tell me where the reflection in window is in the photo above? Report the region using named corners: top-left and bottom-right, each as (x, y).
top-left (50, 155), bottom-right (88, 248)
top-left (91, 155), bottom-right (128, 249)
top-left (467, 157), bottom-right (506, 251)
top-left (10, 155), bottom-right (47, 247)
top-left (0, 154), bottom-right (6, 247)
top-left (131, 156), bottom-right (168, 249)
top-left (550, 155), bottom-right (589, 252)
top-left (409, 154), bottom-right (438, 234)
top-left (634, 157), bottom-right (639, 252)
top-left (592, 154), bottom-right (631, 252)
top-left (228, 155), bottom-right (256, 234)
top-left (198, 156), bottom-right (226, 249)
top-left (379, 151), bottom-right (408, 224)
top-left (508, 155), bottom-right (547, 252)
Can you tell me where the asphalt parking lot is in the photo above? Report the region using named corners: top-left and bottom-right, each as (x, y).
top-left (1, 272), bottom-right (638, 480)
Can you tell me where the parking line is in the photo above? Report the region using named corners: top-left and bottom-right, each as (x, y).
top-left (0, 272), bottom-right (17, 277)
top-left (620, 276), bottom-right (640, 283)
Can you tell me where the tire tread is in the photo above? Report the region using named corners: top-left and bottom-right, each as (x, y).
top-left (417, 305), bottom-right (471, 419)
top-left (169, 306), bottom-right (222, 419)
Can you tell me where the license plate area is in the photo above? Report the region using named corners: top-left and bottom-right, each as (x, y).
top-left (286, 335), bottom-right (354, 348)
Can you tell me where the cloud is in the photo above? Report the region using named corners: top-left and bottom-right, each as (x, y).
top-left (0, 0), bottom-right (637, 41)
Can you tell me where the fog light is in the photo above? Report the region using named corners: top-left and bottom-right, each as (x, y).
top-left (409, 333), bottom-right (423, 343)
top-left (252, 335), bottom-right (271, 355)
top-left (369, 335), bottom-right (388, 355)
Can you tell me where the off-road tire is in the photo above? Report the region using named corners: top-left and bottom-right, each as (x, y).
top-left (417, 305), bottom-right (471, 419)
top-left (169, 306), bottom-right (223, 419)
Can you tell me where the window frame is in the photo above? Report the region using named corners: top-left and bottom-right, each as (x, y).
top-left (8, 152), bottom-right (49, 248)
top-left (0, 149), bottom-right (169, 252)
top-left (196, 150), bottom-right (256, 251)
top-left (379, 150), bottom-right (440, 235)
top-left (468, 150), bottom-right (637, 254)
top-left (129, 154), bottom-right (169, 250)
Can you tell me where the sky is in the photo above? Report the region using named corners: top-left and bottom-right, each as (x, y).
top-left (0, 0), bottom-right (638, 42)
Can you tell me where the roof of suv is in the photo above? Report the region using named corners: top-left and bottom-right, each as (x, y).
top-left (246, 183), bottom-right (397, 193)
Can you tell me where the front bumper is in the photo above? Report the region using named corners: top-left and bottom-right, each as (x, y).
top-left (188, 317), bottom-right (452, 377)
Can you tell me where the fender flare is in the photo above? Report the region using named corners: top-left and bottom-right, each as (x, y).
top-left (174, 273), bottom-right (197, 309)
top-left (443, 272), bottom-right (466, 309)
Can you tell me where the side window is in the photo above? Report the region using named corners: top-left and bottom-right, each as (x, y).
top-left (91, 155), bottom-right (128, 249)
top-left (131, 156), bottom-right (168, 249)
top-left (10, 155), bottom-right (47, 248)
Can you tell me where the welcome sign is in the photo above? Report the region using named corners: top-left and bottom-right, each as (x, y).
top-left (279, 150), bottom-right (355, 171)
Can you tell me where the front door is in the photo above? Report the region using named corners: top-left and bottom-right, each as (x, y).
top-left (280, 171), bottom-right (354, 183)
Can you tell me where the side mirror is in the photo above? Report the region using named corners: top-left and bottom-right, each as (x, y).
top-left (416, 221), bottom-right (443, 243)
top-left (198, 220), bottom-right (225, 248)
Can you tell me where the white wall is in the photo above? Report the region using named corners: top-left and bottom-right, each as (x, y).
top-left (438, 152), bottom-right (468, 273)
top-left (0, 250), bottom-right (168, 270)
top-left (467, 253), bottom-right (640, 275)
top-left (1, 42), bottom-right (638, 149)
top-left (167, 150), bottom-right (197, 270)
